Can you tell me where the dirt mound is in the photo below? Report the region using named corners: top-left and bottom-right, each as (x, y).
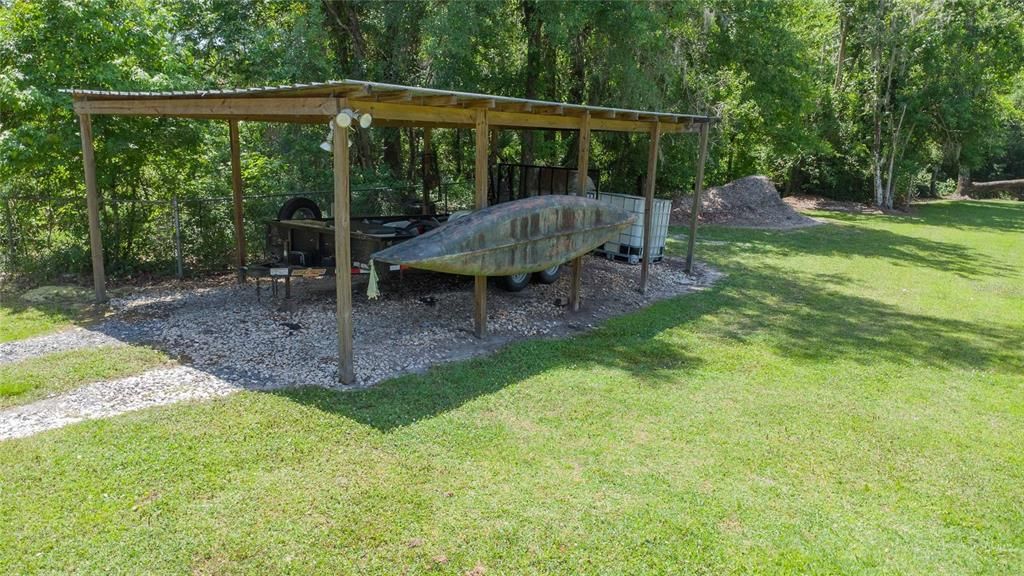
top-left (672, 176), bottom-right (820, 229)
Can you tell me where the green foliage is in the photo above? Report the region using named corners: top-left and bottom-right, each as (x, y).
top-left (1, 0), bottom-right (1022, 281)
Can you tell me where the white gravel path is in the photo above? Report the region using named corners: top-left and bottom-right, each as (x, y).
top-left (0, 366), bottom-right (236, 440)
top-left (0, 327), bottom-right (125, 365)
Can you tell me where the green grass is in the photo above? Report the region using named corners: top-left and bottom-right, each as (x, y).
top-left (0, 345), bottom-right (170, 408)
top-left (0, 200), bottom-right (1022, 574)
top-left (0, 299), bottom-right (78, 343)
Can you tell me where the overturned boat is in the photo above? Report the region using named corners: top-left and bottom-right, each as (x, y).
top-left (372, 195), bottom-right (634, 276)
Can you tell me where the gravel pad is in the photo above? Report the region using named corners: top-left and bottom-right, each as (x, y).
top-left (100, 255), bottom-right (718, 388)
top-left (0, 255), bottom-right (717, 439)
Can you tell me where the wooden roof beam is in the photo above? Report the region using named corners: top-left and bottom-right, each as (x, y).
top-left (340, 84), bottom-right (373, 99)
top-left (71, 94), bottom-right (698, 132)
top-left (375, 91), bottom-right (414, 103)
top-left (496, 102), bottom-right (534, 113)
top-left (413, 94), bottom-right (460, 106)
top-left (462, 98), bottom-right (496, 109)
top-left (372, 118), bottom-right (468, 129)
top-left (532, 105), bottom-right (565, 115)
top-left (351, 100), bottom-right (476, 126)
top-left (72, 97), bottom-right (340, 118)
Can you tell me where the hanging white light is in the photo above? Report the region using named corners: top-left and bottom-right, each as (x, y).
top-left (335, 109), bottom-right (356, 128)
top-left (319, 122), bottom-right (334, 152)
top-left (335, 108), bottom-right (372, 129)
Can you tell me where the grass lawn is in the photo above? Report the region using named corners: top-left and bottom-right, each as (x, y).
top-left (0, 200), bottom-right (1021, 574)
top-left (0, 299), bottom-right (79, 343)
top-left (0, 345), bottom-right (170, 409)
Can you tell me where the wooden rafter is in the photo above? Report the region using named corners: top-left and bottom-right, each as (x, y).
top-left (375, 91), bottom-right (414, 103)
top-left (497, 102), bottom-right (533, 113)
top-left (532, 104), bottom-right (564, 115)
top-left (462, 98), bottom-right (497, 109)
top-left (413, 94), bottom-right (459, 106)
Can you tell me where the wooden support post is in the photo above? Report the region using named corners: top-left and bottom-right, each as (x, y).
top-left (685, 122), bottom-right (710, 274)
top-left (334, 104), bottom-right (355, 385)
top-left (229, 120), bottom-right (246, 283)
top-left (473, 110), bottom-right (489, 338)
top-left (422, 127), bottom-right (432, 215)
top-left (78, 113), bottom-right (106, 303)
top-left (569, 111), bottom-right (590, 311)
top-left (639, 121), bottom-right (662, 294)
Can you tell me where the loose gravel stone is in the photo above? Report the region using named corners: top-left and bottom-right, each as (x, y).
top-left (0, 255), bottom-right (719, 439)
top-left (0, 366), bottom-right (235, 440)
top-left (101, 255), bottom-right (719, 388)
top-left (0, 328), bottom-right (126, 365)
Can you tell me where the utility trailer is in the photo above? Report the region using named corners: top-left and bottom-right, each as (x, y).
top-left (252, 164), bottom-right (602, 294)
top-left (253, 196), bottom-right (561, 293)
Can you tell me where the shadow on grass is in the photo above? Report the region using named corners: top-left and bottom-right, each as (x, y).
top-left (914, 200), bottom-right (1024, 233)
top-left (691, 214), bottom-right (1016, 280)
top-left (276, 334), bottom-right (707, 432)
top-left (0, 295), bottom-right (95, 343)
top-left (272, 258), bottom-right (1022, 432)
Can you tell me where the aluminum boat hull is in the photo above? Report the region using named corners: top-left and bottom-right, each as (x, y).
top-left (372, 195), bottom-right (634, 276)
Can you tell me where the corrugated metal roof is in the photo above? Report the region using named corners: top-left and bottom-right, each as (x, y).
top-left (62, 79), bottom-right (715, 123)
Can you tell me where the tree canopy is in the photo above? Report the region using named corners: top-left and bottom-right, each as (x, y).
top-left (1, 0), bottom-right (1022, 278)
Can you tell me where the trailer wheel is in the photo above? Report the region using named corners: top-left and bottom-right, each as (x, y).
top-left (277, 197), bottom-right (322, 220)
top-left (501, 272), bottom-right (531, 292)
top-left (534, 264), bottom-right (561, 284)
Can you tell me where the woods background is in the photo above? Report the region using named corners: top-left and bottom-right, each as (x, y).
top-left (1, 0), bottom-right (1022, 281)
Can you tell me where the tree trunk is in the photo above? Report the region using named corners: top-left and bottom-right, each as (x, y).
top-left (956, 166), bottom-right (971, 196)
top-left (322, 0), bottom-right (373, 169)
top-left (520, 0), bottom-right (541, 167)
top-left (455, 129), bottom-right (464, 178)
top-left (871, 13), bottom-right (885, 208)
top-left (963, 178), bottom-right (1024, 197)
top-left (407, 128), bottom-right (418, 183)
top-left (726, 135), bottom-right (735, 181)
top-left (563, 26), bottom-right (590, 166)
top-left (874, 158), bottom-right (884, 207)
top-left (785, 159), bottom-right (801, 197)
top-left (834, 13), bottom-right (848, 90)
top-left (382, 129), bottom-right (402, 178)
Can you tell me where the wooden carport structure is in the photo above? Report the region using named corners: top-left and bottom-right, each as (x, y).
top-left (66, 80), bottom-right (714, 385)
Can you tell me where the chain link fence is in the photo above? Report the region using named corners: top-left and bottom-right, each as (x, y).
top-left (0, 182), bottom-right (474, 284)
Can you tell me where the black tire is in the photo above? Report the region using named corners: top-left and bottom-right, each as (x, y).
top-left (534, 264), bottom-right (561, 284)
top-left (501, 272), bottom-right (531, 292)
top-left (277, 197), bottom-right (322, 221)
